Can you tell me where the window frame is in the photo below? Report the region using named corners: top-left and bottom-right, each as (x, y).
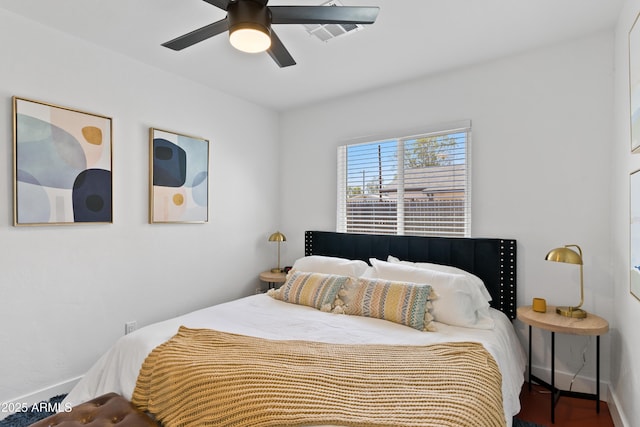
top-left (337, 120), bottom-right (472, 237)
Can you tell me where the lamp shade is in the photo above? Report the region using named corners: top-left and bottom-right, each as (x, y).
top-left (268, 231), bottom-right (286, 242)
top-left (545, 246), bottom-right (583, 265)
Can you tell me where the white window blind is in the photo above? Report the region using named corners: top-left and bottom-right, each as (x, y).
top-left (337, 123), bottom-right (471, 237)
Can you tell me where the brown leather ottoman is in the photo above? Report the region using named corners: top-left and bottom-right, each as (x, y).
top-left (29, 393), bottom-right (158, 427)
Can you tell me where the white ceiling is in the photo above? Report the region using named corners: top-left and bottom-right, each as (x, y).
top-left (0, 0), bottom-right (624, 111)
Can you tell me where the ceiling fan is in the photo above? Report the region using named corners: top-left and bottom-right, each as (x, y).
top-left (162, 0), bottom-right (380, 67)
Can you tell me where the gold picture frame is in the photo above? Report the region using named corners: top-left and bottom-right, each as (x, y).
top-left (149, 128), bottom-right (209, 223)
top-left (13, 96), bottom-right (113, 225)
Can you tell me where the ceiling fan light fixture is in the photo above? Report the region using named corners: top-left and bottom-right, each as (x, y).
top-left (229, 24), bottom-right (271, 53)
top-left (228, 0), bottom-right (272, 53)
top-left (162, 0), bottom-right (380, 67)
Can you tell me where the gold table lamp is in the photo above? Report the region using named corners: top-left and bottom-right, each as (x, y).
top-left (545, 244), bottom-right (586, 318)
top-left (268, 231), bottom-right (286, 273)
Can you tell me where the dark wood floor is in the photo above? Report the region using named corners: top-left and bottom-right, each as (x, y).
top-left (516, 383), bottom-right (615, 427)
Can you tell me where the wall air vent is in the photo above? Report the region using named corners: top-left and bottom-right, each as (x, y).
top-left (303, 0), bottom-right (364, 42)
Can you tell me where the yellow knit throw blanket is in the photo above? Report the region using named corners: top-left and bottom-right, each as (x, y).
top-left (132, 326), bottom-right (505, 427)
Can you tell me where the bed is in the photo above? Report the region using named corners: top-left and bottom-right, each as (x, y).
top-left (62, 231), bottom-right (525, 427)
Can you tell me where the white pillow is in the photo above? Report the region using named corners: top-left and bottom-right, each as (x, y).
top-left (359, 266), bottom-right (375, 278)
top-left (387, 255), bottom-right (492, 302)
top-left (292, 255), bottom-right (369, 277)
top-left (370, 258), bottom-right (494, 329)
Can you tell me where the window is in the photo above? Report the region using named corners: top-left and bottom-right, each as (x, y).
top-left (337, 122), bottom-right (471, 237)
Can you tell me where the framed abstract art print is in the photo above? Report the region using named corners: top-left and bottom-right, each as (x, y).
top-left (149, 128), bottom-right (209, 223)
top-left (13, 97), bottom-right (113, 225)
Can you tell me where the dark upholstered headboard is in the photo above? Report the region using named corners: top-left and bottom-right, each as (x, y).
top-left (305, 231), bottom-right (517, 319)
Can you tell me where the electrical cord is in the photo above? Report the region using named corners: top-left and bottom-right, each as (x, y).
top-left (569, 336), bottom-right (590, 392)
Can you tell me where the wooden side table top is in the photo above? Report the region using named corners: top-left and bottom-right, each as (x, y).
top-left (517, 305), bottom-right (609, 336)
top-left (259, 271), bottom-right (287, 283)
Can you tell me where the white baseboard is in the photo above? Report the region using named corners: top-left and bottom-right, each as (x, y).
top-left (608, 386), bottom-right (630, 427)
top-left (527, 365), bottom-right (609, 401)
top-left (0, 377), bottom-right (81, 421)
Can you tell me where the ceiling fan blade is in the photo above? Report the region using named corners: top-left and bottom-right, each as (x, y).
top-left (267, 30), bottom-right (296, 68)
top-left (162, 18), bottom-right (229, 51)
top-left (270, 6), bottom-right (379, 25)
top-left (201, 0), bottom-right (230, 11)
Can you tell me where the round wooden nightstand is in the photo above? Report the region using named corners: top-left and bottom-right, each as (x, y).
top-left (259, 270), bottom-right (287, 290)
top-left (517, 305), bottom-right (609, 423)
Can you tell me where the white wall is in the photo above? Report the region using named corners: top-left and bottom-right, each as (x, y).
top-left (280, 32), bottom-right (615, 399)
top-left (610, 2), bottom-right (640, 426)
top-left (0, 9), bottom-right (281, 403)
top-left (4, 5), bottom-right (635, 424)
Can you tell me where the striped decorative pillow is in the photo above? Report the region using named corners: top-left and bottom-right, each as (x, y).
top-left (269, 271), bottom-right (350, 312)
top-left (341, 277), bottom-right (435, 331)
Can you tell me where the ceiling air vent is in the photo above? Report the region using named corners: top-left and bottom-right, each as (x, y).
top-left (303, 0), bottom-right (364, 42)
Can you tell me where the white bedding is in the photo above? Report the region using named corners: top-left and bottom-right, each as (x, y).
top-left (63, 293), bottom-right (526, 426)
